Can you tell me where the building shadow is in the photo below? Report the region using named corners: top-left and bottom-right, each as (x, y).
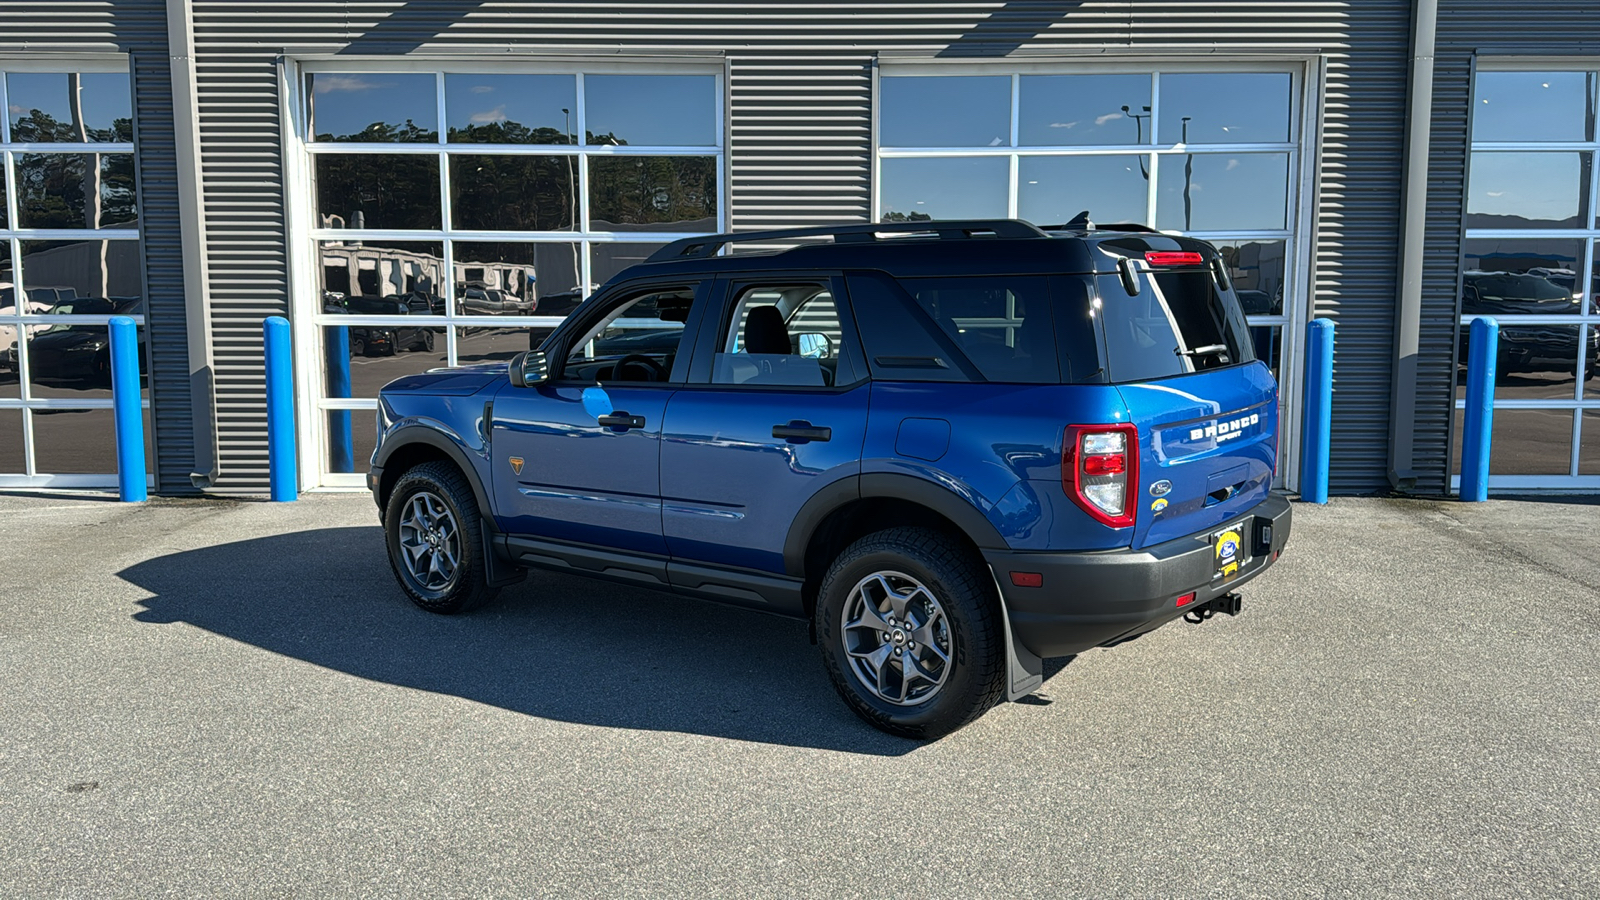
top-left (120, 526), bottom-right (920, 755)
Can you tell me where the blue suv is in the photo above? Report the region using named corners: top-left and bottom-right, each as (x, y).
top-left (369, 219), bottom-right (1292, 739)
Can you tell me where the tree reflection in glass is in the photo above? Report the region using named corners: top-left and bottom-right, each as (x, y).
top-left (16, 154), bottom-right (137, 229)
top-left (588, 157), bottom-right (717, 231)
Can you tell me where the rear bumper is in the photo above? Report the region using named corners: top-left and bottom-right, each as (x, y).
top-left (984, 492), bottom-right (1293, 658)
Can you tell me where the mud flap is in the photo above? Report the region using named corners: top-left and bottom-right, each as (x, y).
top-left (485, 532), bottom-right (527, 589)
top-left (989, 567), bottom-right (1043, 701)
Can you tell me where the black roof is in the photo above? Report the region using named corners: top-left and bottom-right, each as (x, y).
top-left (614, 218), bottom-right (1220, 287)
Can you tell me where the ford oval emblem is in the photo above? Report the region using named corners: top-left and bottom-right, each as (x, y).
top-left (1149, 479), bottom-right (1173, 497)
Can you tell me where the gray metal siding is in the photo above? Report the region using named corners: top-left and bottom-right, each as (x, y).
top-left (176, 0), bottom-right (1414, 494)
top-left (1419, 1), bottom-right (1600, 494)
top-left (0, 1), bottom-right (195, 493)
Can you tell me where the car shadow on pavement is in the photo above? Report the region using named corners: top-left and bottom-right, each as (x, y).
top-left (120, 526), bottom-right (920, 755)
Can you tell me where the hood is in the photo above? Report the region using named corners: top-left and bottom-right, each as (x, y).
top-left (381, 362), bottom-right (507, 397)
top-left (32, 328), bottom-right (105, 350)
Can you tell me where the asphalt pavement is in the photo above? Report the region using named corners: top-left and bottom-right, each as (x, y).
top-left (1, 492), bottom-right (1597, 897)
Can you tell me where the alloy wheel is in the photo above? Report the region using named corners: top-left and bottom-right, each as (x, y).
top-left (397, 490), bottom-right (461, 590)
top-left (839, 570), bottom-right (953, 706)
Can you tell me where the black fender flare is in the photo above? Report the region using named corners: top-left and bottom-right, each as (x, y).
top-left (781, 472), bottom-right (1010, 578)
top-left (373, 423), bottom-right (494, 520)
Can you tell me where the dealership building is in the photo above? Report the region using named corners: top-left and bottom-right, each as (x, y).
top-left (0, 0), bottom-right (1597, 496)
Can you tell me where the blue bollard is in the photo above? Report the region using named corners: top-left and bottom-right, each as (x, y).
top-left (1459, 316), bottom-right (1498, 502)
top-left (1298, 318), bottom-right (1334, 504)
top-left (108, 315), bottom-right (146, 502)
top-left (324, 325), bottom-right (353, 473)
top-left (264, 316), bottom-right (297, 501)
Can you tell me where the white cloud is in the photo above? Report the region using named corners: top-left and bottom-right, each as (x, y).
top-left (1225, 158), bottom-right (1240, 171)
top-left (1094, 112), bottom-right (1123, 125)
top-left (314, 75), bottom-right (389, 94)
top-left (7, 104), bottom-right (24, 115)
top-left (1049, 121), bottom-right (1079, 129)
top-left (469, 105), bottom-right (508, 124)
top-left (470, 85), bottom-right (494, 94)
top-left (1487, 191), bottom-right (1506, 197)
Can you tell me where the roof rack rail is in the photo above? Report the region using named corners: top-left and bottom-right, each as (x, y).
top-left (646, 219), bottom-right (1048, 263)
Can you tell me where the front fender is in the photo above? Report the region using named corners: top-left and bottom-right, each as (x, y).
top-left (373, 419), bottom-right (494, 520)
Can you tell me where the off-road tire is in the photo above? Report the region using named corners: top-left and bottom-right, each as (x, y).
top-left (815, 527), bottom-right (1006, 740)
top-left (384, 461), bottom-right (499, 614)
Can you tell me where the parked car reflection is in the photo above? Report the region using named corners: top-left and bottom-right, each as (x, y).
top-left (323, 294), bottom-right (437, 357)
top-left (5, 297), bottom-right (147, 384)
top-left (1459, 270), bottom-right (1598, 377)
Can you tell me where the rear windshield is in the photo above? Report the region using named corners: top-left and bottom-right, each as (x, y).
top-left (895, 275), bottom-right (1060, 383)
top-left (1097, 268), bottom-right (1255, 382)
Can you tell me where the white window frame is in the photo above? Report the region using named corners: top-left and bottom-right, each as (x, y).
top-left (1452, 56), bottom-right (1600, 492)
top-left (0, 54), bottom-right (152, 490)
top-left (871, 58), bottom-right (1320, 489)
top-left (281, 58), bottom-right (727, 489)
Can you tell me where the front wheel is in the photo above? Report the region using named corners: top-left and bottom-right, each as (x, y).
top-left (815, 527), bottom-right (1005, 740)
top-left (384, 461), bottom-right (498, 614)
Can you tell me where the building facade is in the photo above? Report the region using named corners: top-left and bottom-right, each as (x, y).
top-left (0, 1), bottom-right (1596, 495)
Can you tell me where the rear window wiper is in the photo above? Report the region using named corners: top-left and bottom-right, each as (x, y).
top-left (1176, 344), bottom-right (1230, 361)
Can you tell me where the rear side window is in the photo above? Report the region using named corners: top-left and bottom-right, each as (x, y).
top-left (1097, 268), bottom-right (1255, 382)
top-left (896, 275), bottom-right (1059, 384)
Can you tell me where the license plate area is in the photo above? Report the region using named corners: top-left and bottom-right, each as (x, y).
top-left (1211, 519), bottom-right (1250, 581)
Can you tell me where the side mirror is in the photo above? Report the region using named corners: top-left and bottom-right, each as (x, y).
top-left (508, 350), bottom-right (549, 388)
top-left (796, 332), bottom-right (832, 359)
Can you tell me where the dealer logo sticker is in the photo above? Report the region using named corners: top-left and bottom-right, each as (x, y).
top-left (1149, 479), bottom-right (1173, 497)
top-left (509, 456), bottom-right (524, 475)
top-left (1215, 528), bottom-right (1243, 578)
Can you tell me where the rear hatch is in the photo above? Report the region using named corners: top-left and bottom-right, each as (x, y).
top-left (1092, 241), bottom-right (1278, 550)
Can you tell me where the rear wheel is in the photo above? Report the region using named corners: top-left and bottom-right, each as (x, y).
top-left (815, 527), bottom-right (1005, 740)
top-left (384, 461), bottom-right (498, 614)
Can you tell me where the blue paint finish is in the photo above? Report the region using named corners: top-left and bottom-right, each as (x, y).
top-left (264, 316), bottom-right (296, 502)
top-left (1299, 318), bottom-right (1335, 504)
top-left (1117, 362), bottom-right (1278, 549)
top-left (894, 417), bottom-right (951, 462)
top-left (491, 383), bottom-right (674, 555)
top-left (661, 384), bottom-right (869, 571)
top-left (1460, 316), bottom-right (1498, 502)
top-left (108, 315), bottom-right (145, 502)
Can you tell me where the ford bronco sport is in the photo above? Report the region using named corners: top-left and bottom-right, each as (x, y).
top-left (369, 218), bottom-right (1292, 739)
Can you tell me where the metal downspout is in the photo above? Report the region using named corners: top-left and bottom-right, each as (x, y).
top-left (1388, 0), bottom-right (1440, 492)
top-left (166, 0), bottom-right (221, 489)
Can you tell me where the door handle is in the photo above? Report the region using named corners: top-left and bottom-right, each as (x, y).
top-left (772, 421), bottom-right (832, 443)
top-left (597, 411), bottom-right (646, 430)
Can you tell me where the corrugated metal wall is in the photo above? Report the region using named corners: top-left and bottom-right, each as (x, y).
top-left (16, 0), bottom-right (1425, 494)
top-left (0, 1), bottom-right (195, 493)
top-left (1419, 0), bottom-right (1600, 494)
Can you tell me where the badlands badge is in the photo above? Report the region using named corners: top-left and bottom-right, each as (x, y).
top-left (509, 456), bottom-right (524, 475)
top-left (1214, 526), bottom-right (1243, 579)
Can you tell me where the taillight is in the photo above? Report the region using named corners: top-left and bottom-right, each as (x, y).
top-left (1063, 423), bottom-right (1139, 528)
top-left (1144, 251), bottom-right (1205, 267)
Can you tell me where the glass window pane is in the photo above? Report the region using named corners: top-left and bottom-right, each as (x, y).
top-left (457, 324), bottom-right (546, 367)
top-left (584, 75), bottom-right (716, 147)
top-left (308, 73), bottom-right (438, 142)
top-left (317, 240), bottom-right (444, 306)
top-left (0, 409), bottom-right (23, 473)
top-left (0, 319), bottom-right (20, 396)
top-left (880, 76), bottom-right (1011, 148)
top-left (564, 287), bottom-right (697, 382)
top-left (1591, 244), bottom-right (1600, 316)
top-left (1472, 71), bottom-right (1596, 143)
top-left (587, 156), bottom-right (717, 232)
top-left (16, 154), bottom-right (138, 228)
top-left (7, 72), bottom-right (133, 143)
top-left (321, 324), bottom-right (446, 402)
top-left (713, 284), bottom-right (841, 387)
top-left (20, 239), bottom-right (143, 307)
top-left (592, 242), bottom-right (665, 287)
top-left (324, 408), bottom-right (378, 475)
top-left (24, 316), bottom-right (144, 400)
top-left (315, 154), bottom-right (442, 230)
top-left (449, 155), bottom-right (577, 232)
top-left (1216, 240), bottom-right (1287, 315)
top-left (1018, 155), bottom-right (1149, 227)
top-left (880, 157), bottom-right (1008, 221)
top-left (445, 74), bottom-right (577, 144)
top-left (1018, 75), bottom-right (1152, 146)
top-left (1581, 411), bottom-right (1600, 474)
top-left (453, 242), bottom-right (580, 318)
top-left (1249, 324), bottom-right (1284, 382)
top-left (1462, 238), bottom-right (1586, 308)
top-left (1158, 73), bottom-right (1292, 145)
top-left (1466, 151), bottom-right (1590, 229)
top-left (1462, 270), bottom-right (1583, 317)
top-left (1156, 153), bottom-right (1288, 231)
top-left (1585, 324), bottom-right (1600, 399)
top-left (31, 406), bottom-right (152, 475)
top-left (897, 275), bottom-right (1060, 384)
top-left (1456, 322), bottom-right (1582, 401)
